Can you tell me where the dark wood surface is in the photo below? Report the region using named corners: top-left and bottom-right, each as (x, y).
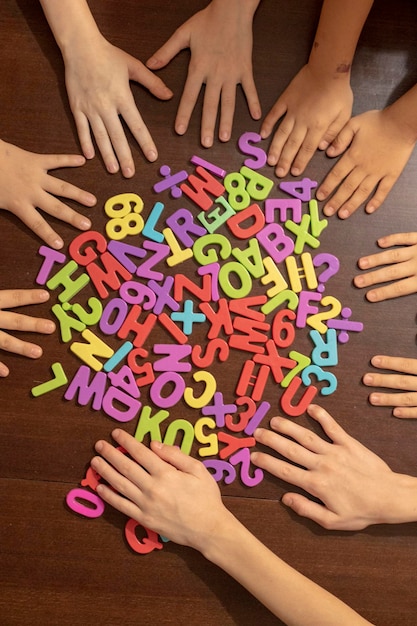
top-left (1, 1), bottom-right (417, 624)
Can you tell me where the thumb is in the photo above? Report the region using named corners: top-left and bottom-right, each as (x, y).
top-left (146, 26), bottom-right (190, 70)
top-left (326, 121), bottom-right (355, 157)
top-left (127, 55), bottom-right (173, 100)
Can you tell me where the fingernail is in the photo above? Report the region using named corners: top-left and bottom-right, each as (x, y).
top-left (146, 152), bottom-right (157, 163)
top-left (30, 346), bottom-right (42, 358)
top-left (53, 238), bottom-right (64, 250)
top-left (316, 191), bottom-right (325, 201)
top-left (202, 136), bottom-right (213, 148)
top-left (339, 209), bottom-right (349, 219)
top-left (108, 162), bottom-right (119, 174)
top-left (38, 290), bottom-right (50, 302)
top-left (124, 167), bottom-right (134, 177)
top-left (363, 374), bottom-right (373, 385)
top-left (276, 167), bottom-right (285, 177)
top-left (220, 131), bottom-right (230, 142)
top-left (44, 321), bottom-right (55, 333)
top-left (176, 124), bottom-right (186, 135)
top-left (80, 218), bottom-right (92, 230)
top-left (291, 168), bottom-right (300, 176)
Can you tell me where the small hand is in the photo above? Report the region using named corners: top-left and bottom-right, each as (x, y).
top-left (317, 108), bottom-right (416, 218)
top-left (64, 36), bottom-right (173, 177)
top-left (261, 64), bottom-right (352, 177)
top-left (91, 429), bottom-right (228, 551)
top-left (0, 140), bottom-right (96, 249)
top-left (363, 355), bottom-right (417, 419)
top-left (252, 404), bottom-right (400, 530)
top-left (0, 289), bottom-right (55, 377)
top-left (354, 232), bottom-right (417, 301)
top-left (147, 2), bottom-right (261, 147)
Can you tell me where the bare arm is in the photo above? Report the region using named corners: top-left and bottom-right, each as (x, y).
top-left (92, 430), bottom-right (371, 625)
top-left (39, 0), bottom-right (172, 177)
top-left (262, 0), bottom-right (373, 177)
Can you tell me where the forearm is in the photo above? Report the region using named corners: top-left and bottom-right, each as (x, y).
top-left (309, 0), bottom-right (374, 79)
top-left (202, 511), bottom-right (371, 625)
top-left (39, 0), bottom-right (102, 56)
top-left (208, 0), bottom-right (262, 21)
top-left (384, 84), bottom-right (417, 143)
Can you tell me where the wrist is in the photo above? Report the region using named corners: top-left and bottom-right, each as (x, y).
top-left (209, 0), bottom-right (261, 21)
top-left (381, 473), bottom-right (417, 524)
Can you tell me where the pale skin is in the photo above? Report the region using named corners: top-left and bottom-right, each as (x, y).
top-left (147, 0), bottom-right (262, 148)
top-left (252, 404), bottom-right (417, 529)
top-left (0, 140), bottom-right (96, 250)
top-left (354, 232), bottom-right (417, 417)
top-left (0, 289), bottom-right (55, 377)
top-left (91, 425), bottom-right (372, 625)
top-left (262, 0), bottom-right (417, 219)
top-left (39, 0), bottom-right (173, 178)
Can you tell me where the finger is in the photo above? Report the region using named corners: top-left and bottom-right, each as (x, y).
top-left (318, 117), bottom-right (346, 151)
top-left (128, 56), bottom-right (173, 100)
top-left (316, 157), bottom-right (354, 209)
top-left (110, 429), bottom-right (165, 476)
top-left (253, 423), bottom-right (319, 469)
top-left (0, 289), bottom-right (50, 309)
top-left (218, 84), bottom-right (236, 142)
top-left (364, 276), bottom-right (417, 302)
top-left (275, 125), bottom-right (308, 178)
top-left (89, 115), bottom-right (119, 174)
top-left (365, 175), bottom-right (396, 215)
top-left (357, 246), bottom-right (413, 273)
top-left (267, 116), bottom-right (295, 169)
top-left (101, 108), bottom-right (137, 177)
top-left (175, 73), bottom-right (203, 136)
top-left (260, 99), bottom-right (288, 139)
top-left (377, 232), bottom-right (417, 248)
top-left (250, 450), bottom-right (309, 490)
top-left (364, 372), bottom-right (417, 391)
top-left (326, 122), bottom-right (355, 158)
top-left (369, 354), bottom-right (417, 376)
top-left (37, 190), bottom-right (93, 232)
top-left (368, 390), bottom-right (417, 407)
top-left (0, 310), bottom-right (55, 334)
top-left (200, 81), bottom-right (222, 148)
top-left (306, 404), bottom-right (349, 446)
top-left (118, 98), bottom-right (158, 167)
top-left (7, 202), bottom-right (64, 250)
top-left (95, 481), bottom-right (144, 522)
top-left (320, 167), bottom-right (365, 217)
top-left (40, 153), bottom-right (87, 171)
top-left (94, 439), bottom-right (151, 491)
top-left (146, 27), bottom-right (190, 71)
top-left (392, 406), bottom-right (417, 419)
top-left (336, 174), bottom-right (377, 219)
top-left (150, 440), bottom-right (207, 476)
top-left (0, 329), bottom-right (43, 358)
top-left (72, 110), bottom-right (96, 160)
top-left (282, 492), bottom-right (339, 530)
top-left (0, 360), bottom-right (9, 377)
top-left (45, 175), bottom-right (96, 210)
top-left (269, 415), bottom-right (329, 454)
top-left (241, 74), bottom-right (261, 121)
top-left (290, 127), bottom-right (325, 176)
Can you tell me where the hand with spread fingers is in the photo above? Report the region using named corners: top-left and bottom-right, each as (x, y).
top-left (252, 404), bottom-right (417, 530)
top-left (0, 140), bottom-right (96, 250)
top-left (354, 232), bottom-right (417, 302)
top-left (91, 427), bottom-right (372, 624)
top-left (0, 289), bottom-right (55, 378)
top-left (146, 0), bottom-right (262, 148)
top-left (363, 355), bottom-right (417, 419)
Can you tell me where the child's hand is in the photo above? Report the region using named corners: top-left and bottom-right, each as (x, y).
top-left (261, 64), bottom-right (353, 177)
top-left (354, 232), bottom-right (417, 301)
top-left (317, 108), bottom-right (416, 219)
top-left (363, 355), bottom-right (417, 419)
top-left (91, 429), bottom-right (230, 551)
top-left (252, 404), bottom-right (413, 530)
top-left (63, 36), bottom-right (173, 177)
top-left (0, 140), bottom-right (96, 250)
top-left (0, 289), bottom-right (55, 377)
top-left (146, 0), bottom-right (261, 148)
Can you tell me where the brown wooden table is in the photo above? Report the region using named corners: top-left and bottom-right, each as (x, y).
top-left (1, 1), bottom-right (417, 624)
